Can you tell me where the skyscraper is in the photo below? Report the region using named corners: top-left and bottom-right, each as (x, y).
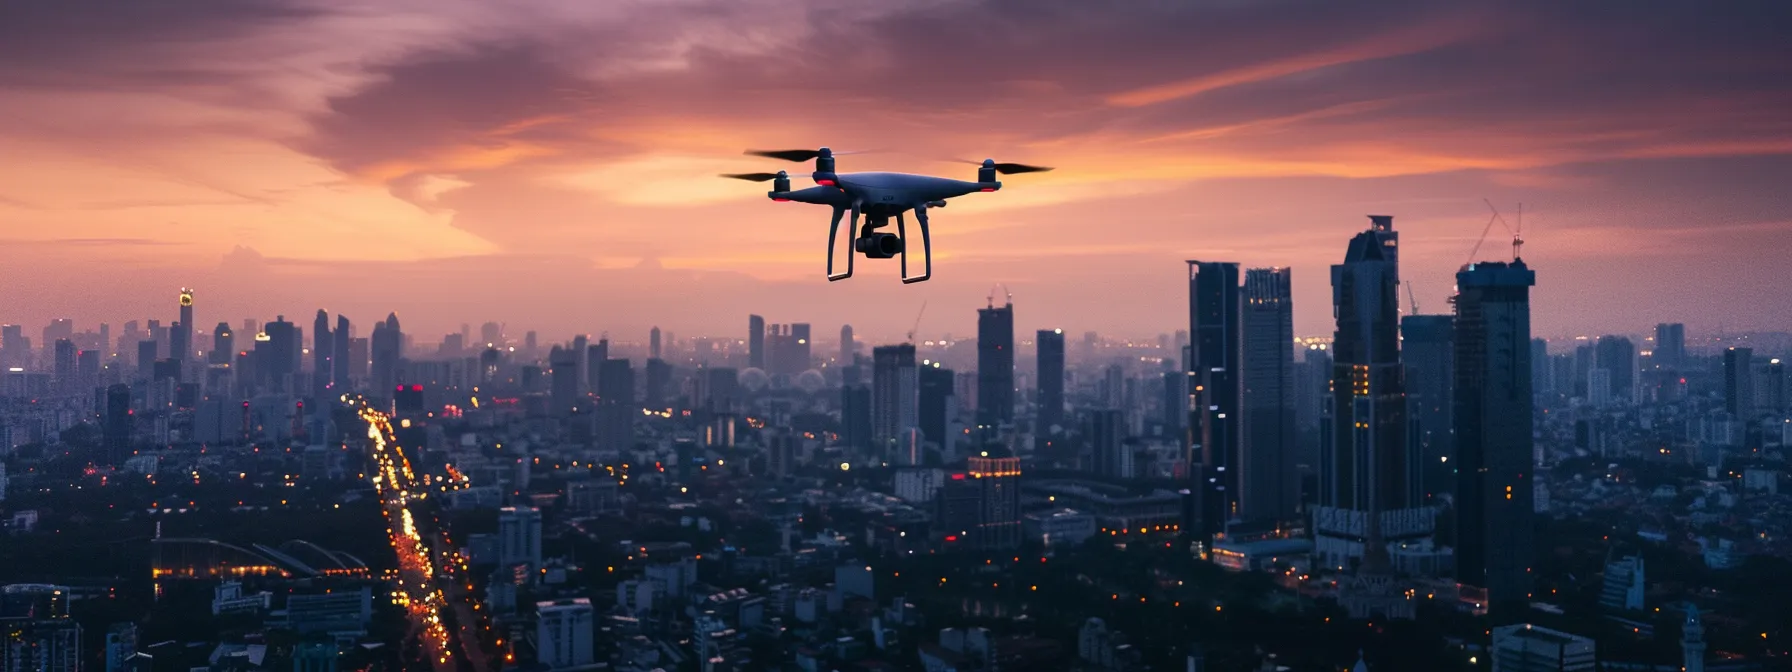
top-left (748, 315), bottom-right (765, 369)
top-left (919, 364), bottom-right (954, 452)
top-left (586, 339), bottom-right (609, 395)
top-left (332, 315), bottom-right (351, 389)
top-left (572, 334), bottom-right (589, 393)
top-left (1315, 216), bottom-right (1421, 571)
top-left (596, 358), bottom-right (635, 451)
top-left (1595, 336), bottom-right (1636, 401)
top-left (976, 299), bottom-right (1015, 434)
top-left (1186, 260), bottom-right (1240, 541)
top-left (872, 344), bottom-right (918, 455)
top-left (1401, 315), bottom-right (1453, 504)
top-left (966, 453), bottom-right (1022, 550)
top-left (1036, 329), bottom-right (1066, 433)
top-left (645, 358), bottom-right (671, 409)
top-left (371, 313), bottom-right (402, 395)
top-left (649, 327), bottom-right (662, 360)
top-left (263, 317), bottom-right (298, 393)
top-left (1241, 267), bottom-right (1297, 524)
top-left (1724, 348), bottom-right (1754, 418)
top-left (1086, 408), bottom-right (1127, 478)
top-left (210, 323), bottom-right (234, 365)
top-left (104, 383), bottom-right (132, 464)
top-left (53, 338), bottom-right (76, 393)
top-left (1453, 259), bottom-right (1536, 610)
top-left (840, 324), bottom-right (855, 364)
top-left (1654, 323), bottom-right (1686, 370)
top-left (1323, 216), bottom-right (1407, 513)
top-left (312, 310), bottom-right (332, 400)
top-left (167, 289), bottom-right (193, 376)
top-left (550, 346), bottom-right (579, 417)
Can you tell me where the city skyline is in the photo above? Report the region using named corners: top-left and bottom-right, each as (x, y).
top-left (4, 1), bottom-right (1791, 340)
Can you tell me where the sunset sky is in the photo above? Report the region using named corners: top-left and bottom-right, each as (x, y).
top-left (3, 0), bottom-right (1790, 345)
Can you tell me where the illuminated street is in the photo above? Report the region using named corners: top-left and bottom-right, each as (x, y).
top-left (358, 401), bottom-right (495, 672)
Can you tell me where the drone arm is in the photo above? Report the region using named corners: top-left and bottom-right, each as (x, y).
top-left (900, 205), bottom-right (933, 284)
top-left (826, 204), bottom-right (854, 281)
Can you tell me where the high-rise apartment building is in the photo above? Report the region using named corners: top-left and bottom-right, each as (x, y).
top-left (1241, 267), bottom-right (1297, 524)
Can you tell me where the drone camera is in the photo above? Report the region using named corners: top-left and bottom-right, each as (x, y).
top-left (856, 232), bottom-right (903, 259)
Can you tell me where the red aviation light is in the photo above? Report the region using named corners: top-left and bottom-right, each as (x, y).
top-left (816, 179), bottom-right (836, 187)
top-left (774, 198), bottom-right (791, 202)
top-left (979, 187), bottom-right (996, 192)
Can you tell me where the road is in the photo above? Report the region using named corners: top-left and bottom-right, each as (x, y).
top-left (359, 403), bottom-right (499, 672)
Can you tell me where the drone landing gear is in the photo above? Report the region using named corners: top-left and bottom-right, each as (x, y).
top-left (824, 203), bottom-right (932, 283)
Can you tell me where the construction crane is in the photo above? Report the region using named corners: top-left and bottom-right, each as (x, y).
top-left (907, 300), bottom-right (927, 344)
top-left (1405, 280), bottom-right (1420, 315)
top-left (988, 283), bottom-right (1012, 309)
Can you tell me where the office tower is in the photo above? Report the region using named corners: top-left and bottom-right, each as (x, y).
top-left (1086, 409), bottom-right (1127, 478)
top-left (523, 330), bottom-right (538, 356)
top-left (968, 454), bottom-right (1023, 549)
top-left (135, 340), bottom-right (157, 382)
top-left (1654, 323), bottom-right (1686, 370)
top-left (1, 324), bottom-right (26, 370)
top-left (209, 323), bottom-right (234, 365)
top-left (104, 384), bottom-right (132, 464)
top-left (596, 358), bottom-right (635, 451)
top-left (1530, 339), bottom-right (1551, 395)
top-left (311, 310), bottom-right (332, 400)
top-left (1322, 216), bottom-right (1408, 513)
top-left (1594, 336), bottom-right (1635, 401)
top-left (76, 349), bottom-right (99, 393)
top-left (498, 506), bottom-right (543, 574)
top-left (919, 364), bottom-right (954, 452)
top-left (977, 299), bottom-right (1015, 435)
top-left (370, 313), bottom-right (402, 395)
top-left (1161, 370), bottom-right (1186, 438)
top-left (748, 315), bottom-right (766, 369)
top-left (700, 367), bottom-right (736, 413)
top-left (536, 598), bottom-right (596, 670)
top-left (549, 346), bottom-right (579, 416)
top-left (1723, 348), bottom-right (1754, 418)
top-left (792, 323), bottom-right (812, 372)
top-left (330, 316), bottom-right (350, 388)
top-left (1036, 329), bottom-right (1066, 432)
top-left (842, 379), bottom-right (873, 450)
top-left (1453, 259), bottom-right (1536, 610)
top-left (649, 326), bottom-right (662, 360)
top-left (645, 359), bottom-right (671, 409)
top-left (53, 339), bottom-right (76, 392)
top-left (1765, 358), bottom-right (1787, 415)
top-left (571, 334), bottom-right (589, 393)
top-left (42, 319), bottom-right (74, 355)
top-left (1599, 554), bottom-right (1645, 611)
top-left (1572, 344), bottom-right (1593, 398)
top-left (1490, 624), bottom-right (1595, 672)
top-left (263, 316), bottom-right (298, 393)
top-left (1402, 315), bottom-right (1453, 504)
top-left (171, 288), bottom-right (193, 364)
top-left (1186, 260), bottom-right (1240, 541)
top-left (347, 337), bottom-right (369, 386)
top-left (1241, 267), bottom-right (1297, 524)
top-left (1102, 364), bottom-right (1124, 409)
top-left (586, 339), bottom-right (609, 394)
top-left (840, 324), bottom-right (855, 364)
top-left (479, 322), bottom-right (501, 347)
top-left (872, 344), bottom-right (919, 454)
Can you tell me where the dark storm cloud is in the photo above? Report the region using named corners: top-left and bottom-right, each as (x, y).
top-left (0, 0), bottom-right (320, 89)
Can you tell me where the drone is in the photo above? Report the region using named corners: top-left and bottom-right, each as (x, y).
top-left (722, 147), bottom-right (1052, 284)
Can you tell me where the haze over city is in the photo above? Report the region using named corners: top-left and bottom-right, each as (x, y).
top-left (4, 0), bottom-right (1791, 340)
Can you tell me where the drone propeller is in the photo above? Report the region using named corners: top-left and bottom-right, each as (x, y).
top-left (719, 172), bottom-right (788, 182)
top-left (951, 158), bottom-right (1055, 174)
top-left (744, 148), bottom-right (877, 162)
